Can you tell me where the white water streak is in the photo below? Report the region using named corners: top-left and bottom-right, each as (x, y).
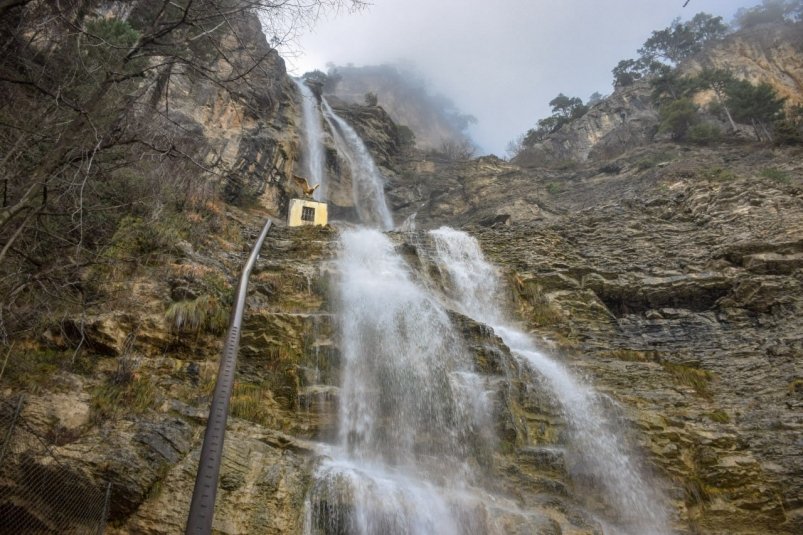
top-left (293, 79), bottom-right (327, 201)
top-left (305, 228), bottom-right (544, 534)
top-left (429, 226), bottom-right (671, 535)
top-left (321, 99), bottom-right (394, 229)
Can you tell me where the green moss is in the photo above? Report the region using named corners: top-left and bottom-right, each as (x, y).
top-left (760, 167), bottom-right (791, 183)
top-left (705, 410), bottom-right (730, 424)
top-left (662, 362), bottom-right (712, 398)
top-left (698, 166), bottom-right (736, 182)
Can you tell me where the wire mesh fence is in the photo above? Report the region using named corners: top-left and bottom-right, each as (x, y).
top-left (0, 396), bottom-right (110, 534)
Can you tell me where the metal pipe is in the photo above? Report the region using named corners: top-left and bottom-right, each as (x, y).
top-left (185, 218), bottom-right (272, 535)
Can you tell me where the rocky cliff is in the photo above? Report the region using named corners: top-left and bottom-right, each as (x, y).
top-left (682, 22), bottom-right (803, 108)
top-left (515, 21), bottom-right (803, 167)
top-left (1, 5), bottom-right (802, 535)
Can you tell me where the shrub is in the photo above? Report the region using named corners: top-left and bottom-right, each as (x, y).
top-left (397, 124), bottom-right (416, 150)
top-left (760, 167), bottom-right (791, 183)
top-left (662, 362), bottom-right (712, 398)
top-left (599, 163), bottom-right (622, 174)
top-left (687, 123), bottom-right (722, 145)
top-left (1, 349), bottom-right (94, 388)
top-left (699, 166), bottom-right (736, 181)
top-left (546, 182), bottom-right (562, 195)
top-left (107, 215), bottom-right (187, 261)
top-left (165, 294), bottom-right (229, 335)
top-left (659, 98), bottom-right (699, 140)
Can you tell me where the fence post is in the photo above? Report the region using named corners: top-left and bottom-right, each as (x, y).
top-left (96, 482), bottom-right (112, 535)
top-left (0, 394), bottom-right (24, 466)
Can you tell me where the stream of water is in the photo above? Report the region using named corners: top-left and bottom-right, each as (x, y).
top-left (321, 99), bottom-right (394, 230)
top-left (305, 227), bottom-right (507, 534)
top-left (293, 79), bottom-right (327, 201)
top-left (429, 227), bottom-right (670, 535)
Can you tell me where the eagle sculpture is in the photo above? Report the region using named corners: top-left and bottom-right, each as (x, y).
top-left (293, 175), bottom-right (320, 198)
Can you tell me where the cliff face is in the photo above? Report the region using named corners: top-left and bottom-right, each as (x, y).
top-left (157, 13), bottom-right (300, 213)
top-left (682, 22), bottom-right (803, 108)
top-left (514, 81), bottom-right (660, 167)
top-left (386, 141), bottom-right (803, 534)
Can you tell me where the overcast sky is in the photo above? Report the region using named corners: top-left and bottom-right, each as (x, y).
top-left (286, 0), bottom-right (762, 155)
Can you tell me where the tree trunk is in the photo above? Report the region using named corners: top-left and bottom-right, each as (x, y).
top-left (713, 88), bottom-right (737, 132)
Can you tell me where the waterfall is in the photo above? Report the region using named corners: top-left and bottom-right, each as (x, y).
top-left (298, 91), bottom-right (667, 533)
top-left (321, 99), bottom-right (394, 230)
top-left (293, 78), bottom-right (327, 201)
top-left (304, 228), bottom-right (552, 534)
top-left (429, 227), bottom-right (671, 535)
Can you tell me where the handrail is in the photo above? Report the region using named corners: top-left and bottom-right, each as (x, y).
top-left (185, 218), bottom-right (273, 535)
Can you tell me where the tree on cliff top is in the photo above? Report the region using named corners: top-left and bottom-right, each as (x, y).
top-left (613, 12), bottom-right (729, 88)
top-left (638, 13), bottom-right (728, 65)
top-left (725, 80), bottom-right (786, 141)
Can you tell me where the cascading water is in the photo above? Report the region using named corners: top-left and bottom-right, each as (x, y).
top-left (428, 227), bottom-right (671, 535)
top-left (321, 99), bottom-right (394, 230)
top-left (293, 78), bottom-right (327, 201)
top-left (302, 114), bottom-right (552, 533)
top-left (305, 228), bottom-right (500, 534)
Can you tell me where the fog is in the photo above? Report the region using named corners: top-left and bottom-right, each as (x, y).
top-left (286, 0), bottom-right (762, 155)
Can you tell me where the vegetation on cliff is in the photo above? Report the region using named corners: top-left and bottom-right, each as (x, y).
top-left (511, 3), bottom-right (803, 162)
top-left (0, 0), bottom-right (359, 342)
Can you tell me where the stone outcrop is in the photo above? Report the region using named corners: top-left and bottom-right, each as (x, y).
top-left (515, 21), bottom-right (803, 167)
top-left (324, 64), bottom-right (473, 150)
top-left (514, 81), bottom-right (660, 167)
top-left (143, 8), bottom-right (301, 213)
top-left (682, 22), bottom-right (803, 108)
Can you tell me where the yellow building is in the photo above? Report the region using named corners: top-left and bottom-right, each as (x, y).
top-left (287, 198), bottom-right (328, 227)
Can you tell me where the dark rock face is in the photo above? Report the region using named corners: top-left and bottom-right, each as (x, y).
top-left (142, 9), bottom-right (300, 213)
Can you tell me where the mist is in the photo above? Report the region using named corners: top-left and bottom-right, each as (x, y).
top-left (287, 0), bottom-right (763, 155)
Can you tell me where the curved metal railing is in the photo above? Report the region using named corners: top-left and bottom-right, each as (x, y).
top-left (185, 218), bottom-right (272, 535)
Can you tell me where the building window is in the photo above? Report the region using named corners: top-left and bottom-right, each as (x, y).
top-left (301, 206), bottom-right (315, 222)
